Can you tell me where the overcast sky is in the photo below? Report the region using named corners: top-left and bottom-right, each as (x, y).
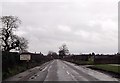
top-left (1, 0), bottom-right (119, 54)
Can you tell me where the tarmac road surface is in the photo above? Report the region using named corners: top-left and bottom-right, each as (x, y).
top-left (27, 59), bottom-right (118, 82)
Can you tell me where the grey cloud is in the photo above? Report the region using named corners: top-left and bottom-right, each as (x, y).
top-left (2, 0), bottom-right (118, 54)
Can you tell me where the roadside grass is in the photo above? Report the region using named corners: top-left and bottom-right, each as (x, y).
top-left (65, 59), bottom-right (120, 76)
top-left (88, 64), bottom-right (120, 74)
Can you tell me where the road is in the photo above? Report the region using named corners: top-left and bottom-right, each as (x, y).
top-left (27, 59), bottom-right (118, 82)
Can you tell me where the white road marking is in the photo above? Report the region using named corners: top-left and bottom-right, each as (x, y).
top-left (66, 71), bottom-right (70, 75)
top-left (43, 60), bottom-right (54, 72)
top-left (42, 66), bottom-right (48, 71)
top-left (63, 61), bottom-right (89, 81)
top-left (37, 75), bottom-right (39, 76)
top-left (34, 76), bottom-right (36, 79)
top-left (44, 65), bottom-right (52, 81)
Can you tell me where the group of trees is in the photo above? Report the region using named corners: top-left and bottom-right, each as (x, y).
top-left (0, 16), bottom-right (28, 52)
top-left (47, 44), bottom-right (70, 58)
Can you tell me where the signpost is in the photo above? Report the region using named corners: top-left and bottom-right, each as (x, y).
top-left (20, 54), bottom-right (31, 69)
top-left (20, 54), bottom-right (31, 61)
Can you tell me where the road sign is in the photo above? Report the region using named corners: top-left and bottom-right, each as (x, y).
top-left (20, 54), bottom-right (31, 60)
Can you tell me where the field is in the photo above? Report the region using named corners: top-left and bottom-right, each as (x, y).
top-left (88, 64), bottom-right (120, 74)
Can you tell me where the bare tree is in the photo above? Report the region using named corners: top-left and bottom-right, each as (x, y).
top-left (58, 44), bottom-right (69, 58)
top-left (0, 16), bottom-right (28, 52)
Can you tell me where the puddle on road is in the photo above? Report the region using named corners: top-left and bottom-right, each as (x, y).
top-left (18, 76), bottom-right (23, 78)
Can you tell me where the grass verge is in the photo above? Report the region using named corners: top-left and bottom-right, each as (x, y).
top-left (88, 64), bottom-right (120, 74)
top-left (88, 64), bottom-right (120, 78)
